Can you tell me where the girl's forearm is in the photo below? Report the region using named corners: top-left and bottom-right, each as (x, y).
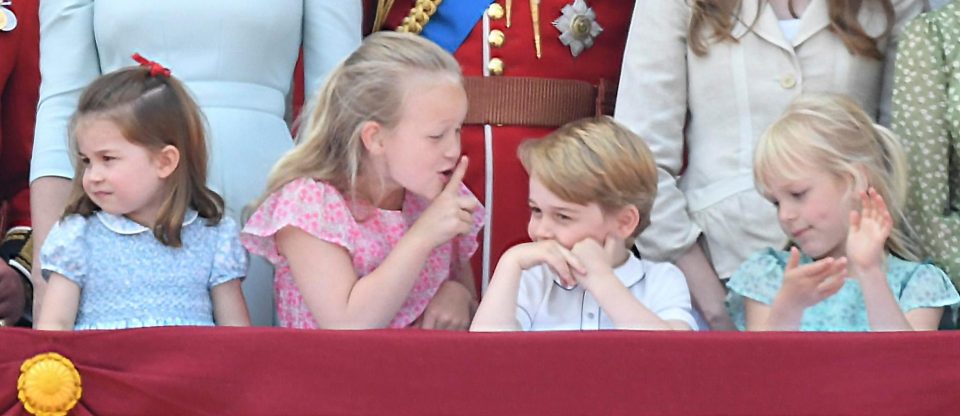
top-left (758, 294), bottom-right (806, 331)
top-left (328, 233), bottom-right (437, 328)
top-left (858, 267), bottom-right (915, 331)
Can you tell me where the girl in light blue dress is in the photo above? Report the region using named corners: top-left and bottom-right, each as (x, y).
top-left (727, 93), bottom-right (960, 331)
top-left (36, 59), bottom-right (250, 330)
top-left (30, 1), bottom-right (362, 326)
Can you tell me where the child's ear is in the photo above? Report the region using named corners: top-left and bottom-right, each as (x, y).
top-left (153, 145), bottom-right (180, 179)
top-left (359, 121), bottom-right (386, 156)
top-left (612, 205), bottom-right (640, 240)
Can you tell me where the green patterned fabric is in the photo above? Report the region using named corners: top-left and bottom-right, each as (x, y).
top-left (892, 0), bottom-right (960, 290)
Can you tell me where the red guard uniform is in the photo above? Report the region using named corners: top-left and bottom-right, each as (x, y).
top-left (376, 0), bottom-right (635, 291)
top-left (0, 0), bottom-right (39, 324)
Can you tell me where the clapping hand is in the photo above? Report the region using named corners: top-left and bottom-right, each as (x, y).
top-left (778, 246), bottom-right (847, 309)
top-left (846, 188), bottom-right (891, 279)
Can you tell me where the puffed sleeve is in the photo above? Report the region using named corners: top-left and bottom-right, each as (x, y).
top-left (891, 8), bottom-right (960, 288)
top-left (31, 0), bottom-right (102, 182)
top-left (897, 263), bottom-right (960, 312)
top-left (39, 214), bottom-right (90, 286)
top-left (613, 0), bottom-right (700, 262)
top-left (877, 0), bottom-right (925, 125)
top-left (209, 217), bottom-right (248, 287)
top-left (302, 0), bottom-right (362, 99)
top-left (241, 178), bottom-right (356, 265)
top-left (726, 249), bottom-right (787, 330)
top-left (455, 184), bottom-right (486, 263)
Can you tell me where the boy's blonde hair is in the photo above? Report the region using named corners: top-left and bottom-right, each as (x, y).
top-left (754, 93), bottom-right (919, 261)
top-left (66, 66), bottom-right (222, 248)
top-left (255, 31), bottom-right (462, 209)
top-left (518, 116), bottom-right (658, 239)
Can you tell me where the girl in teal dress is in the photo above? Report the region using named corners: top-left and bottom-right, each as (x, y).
top-left (727, 93), bottom-right (960, 331)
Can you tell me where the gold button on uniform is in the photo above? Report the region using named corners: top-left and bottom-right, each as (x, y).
top-left (780, 74), bottom-right (797, 89)
top-left (488, 29), bottom-right (505, 47)
top-left (488, 58), bottom-right (504, 75)
top-left (487, 3), bottom-right (505, 20)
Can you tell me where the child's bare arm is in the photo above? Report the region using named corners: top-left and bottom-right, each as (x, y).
top-left (851, 189), bottom-right (939, 330)
top-left (35, 273), bottom-right (79, 330)
top-left (278, 225), bottom-right (435, 329)
top-left (471, 241), bottom-right (582, 331)
top-left (211, 280), bottom-right (250, 326)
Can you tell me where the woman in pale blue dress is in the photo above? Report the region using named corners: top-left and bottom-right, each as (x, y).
top-left (30, 0), bottom-right (362, 326)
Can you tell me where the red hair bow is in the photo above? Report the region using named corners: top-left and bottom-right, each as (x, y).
top-left (132, 53), bottom-right (171, 78)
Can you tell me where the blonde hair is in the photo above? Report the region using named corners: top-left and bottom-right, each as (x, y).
top-left (689, 0), bottom-right (894, 58)
top-left (518, 116), bottom-right (658, 238)
top-left (65, 66), bottom-right (222, 247)
top-left (255, 31), bottom-right (462, 210)
top-left (754, 93), bottom-right (919, 261)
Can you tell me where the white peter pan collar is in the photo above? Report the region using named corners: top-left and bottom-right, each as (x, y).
top-left (95, 209), bottom-right (200, 235)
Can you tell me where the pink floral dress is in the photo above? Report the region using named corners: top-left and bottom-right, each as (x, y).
top-left (241, 177), bottom-right (484, 328)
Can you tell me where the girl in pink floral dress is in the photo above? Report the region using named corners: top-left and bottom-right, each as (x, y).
top-left (241, 32), bottom-right (484, 330)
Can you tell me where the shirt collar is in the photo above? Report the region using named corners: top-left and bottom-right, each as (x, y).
top-left (552, 253), bottom-right (646, 290)
top-left (614, 254), bottom-right (646, 287)
top-left (95, 209), bottom-right (199, 235)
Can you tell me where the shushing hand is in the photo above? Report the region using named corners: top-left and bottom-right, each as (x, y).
top-left (409, 156), bottom-right (479, 249)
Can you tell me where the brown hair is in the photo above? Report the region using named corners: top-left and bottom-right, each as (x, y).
top-left (65, 66), bottom-right (223, 247)
top-left (688, 0), bottom-right (894, 58)
top-left (518, 116), bottom-right (658, 239)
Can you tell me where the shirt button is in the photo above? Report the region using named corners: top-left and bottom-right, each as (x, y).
top-left (586, 312), bottom-right (595, 319)
top-left (780, 74), bottom-right (797, 89)
top-left (487, 3), bottom-right (505, 20)
top-left (488, 57), bottom-right (504, 76)
top-left (488, 29), bottom-right (505, 48)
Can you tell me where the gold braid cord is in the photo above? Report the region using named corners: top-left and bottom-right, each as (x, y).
top-left (396, 0), bottom-right (443, 35)
top-left (373, 0), bottom-right (396, 32)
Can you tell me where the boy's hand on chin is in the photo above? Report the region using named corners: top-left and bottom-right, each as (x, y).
top-left (570, 236), bottom-right (622, 290)
top-left (507, 241), bottom-right (583, 288)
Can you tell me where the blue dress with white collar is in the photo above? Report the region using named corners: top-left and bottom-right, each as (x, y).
top-left (40, 210), bottom-right (247, 330)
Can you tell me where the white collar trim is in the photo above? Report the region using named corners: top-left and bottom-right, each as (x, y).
top-left (95, 210), bottom-right (199, 235)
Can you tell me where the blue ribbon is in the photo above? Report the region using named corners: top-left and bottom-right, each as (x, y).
top-left (421, 0), bottom-right (494, 53)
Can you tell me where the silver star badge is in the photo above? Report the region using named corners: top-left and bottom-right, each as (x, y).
top-left (552, 0), bottom-right (602, 58)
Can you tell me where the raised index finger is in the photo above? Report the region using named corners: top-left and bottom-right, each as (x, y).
top-left (443, 155), bottom-right (469, 195)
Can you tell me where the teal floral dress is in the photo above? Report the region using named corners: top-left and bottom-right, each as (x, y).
top-left (726, 248), bottom-right (960, 331)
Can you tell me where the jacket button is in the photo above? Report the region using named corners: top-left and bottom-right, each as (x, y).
top-left (780, 74), bottom-right (797, 89)
top-left (488, 58), bottom-right (504, 75)
top-left (488, 29), bottom-right (505, 48)
top-left (487, 3), bottom-right (505, 20)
